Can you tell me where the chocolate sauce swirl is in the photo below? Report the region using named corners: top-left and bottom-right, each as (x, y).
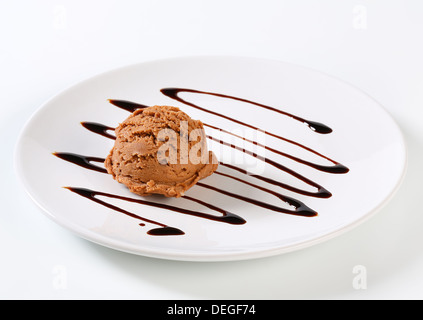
top-left (64, 186), bottom-right (245, 236)
top-left (65, 187), bottom-right (184, 236)
top-left (79, 121), bottom-right (331, 198)
top-left (53, 152), bottom-right (317, 217)
top-left (80, 122), bottom-right (115, 140)
top-left (53, 88), bottom-right (349, 236)
top-left (53, 152), bottom-right (107, 173)
top-left (160, 88), bottom-right (333, 134)
top-left (109, 93), bottom-right (348, 175)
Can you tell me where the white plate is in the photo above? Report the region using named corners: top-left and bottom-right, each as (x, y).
top-left (15, 56), bottom-right (407, 261)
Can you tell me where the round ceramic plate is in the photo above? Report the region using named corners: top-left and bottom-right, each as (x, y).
top-left (15, 56), bottom-right (406, 261)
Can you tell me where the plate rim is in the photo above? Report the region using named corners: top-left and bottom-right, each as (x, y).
top-left (14, 55), bottom-right (408, 261)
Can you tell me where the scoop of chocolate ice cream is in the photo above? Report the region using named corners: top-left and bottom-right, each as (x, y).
top-left (105, 105), bottom-right (218, 197)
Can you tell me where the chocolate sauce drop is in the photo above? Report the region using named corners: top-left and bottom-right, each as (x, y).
top-left (147, 227), bottom-right (185, 236)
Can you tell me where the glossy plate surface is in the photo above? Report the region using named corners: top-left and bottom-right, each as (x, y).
top-left (15, 56), bottom-right (406, 261)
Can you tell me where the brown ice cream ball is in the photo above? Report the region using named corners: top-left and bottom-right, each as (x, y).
top-left (105, 105), bottom-right (218, 197)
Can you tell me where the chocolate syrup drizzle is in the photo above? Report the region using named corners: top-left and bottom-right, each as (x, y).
top-left (64, 187), bottom-right (246, 236)
top-left (54, 88), bottom-right (349, 236)
top-left (160, 88), bottom-right (333, 134)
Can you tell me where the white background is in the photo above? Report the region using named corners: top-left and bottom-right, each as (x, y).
top-left (1, 0), bottom-right (422, 299)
